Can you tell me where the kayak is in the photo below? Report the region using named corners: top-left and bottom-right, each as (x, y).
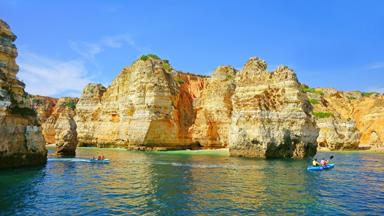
top-left (307, 164), bottom-right (335, 171)
top-left (88, 159), bottom-right (110, 164)
top-left (48, 158), bottom-right (110, 164)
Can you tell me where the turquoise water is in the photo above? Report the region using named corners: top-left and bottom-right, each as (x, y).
top-left (0, 148), bottom-right (383, 215)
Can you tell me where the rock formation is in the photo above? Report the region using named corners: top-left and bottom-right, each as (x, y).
top-left (191, 65), bottom-right (237, 148)
top-left (351, 94), bottom-right (384, 148)
top-left (305, 87), bottom-right (384, 150)
top-left (305, 88), bottom-right (360, 150)
top-left (0, 19), bottom-right (47, 168)
top-left (75, 55), bottom-right (206, 150)
top-left (228, 58), bottom-right (319, 158)
top-left (42, 97), bottom-right (78, 155)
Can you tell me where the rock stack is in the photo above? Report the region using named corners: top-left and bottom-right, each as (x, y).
top-left (75, 55), bottom-right (206, 150)
top-left (228, 58), bottom-right (319, 158)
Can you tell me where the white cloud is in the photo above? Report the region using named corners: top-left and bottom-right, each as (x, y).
top-left (17, 34), bottom-right (150, 98)
top-left (69, 34), bottom-right (151, 60)
top-left (69, 41), bottom-right (103, 60)
top-left (17, 52), bottom-right (92, 97)
top-left (366, 62), bottom-right (384, 70)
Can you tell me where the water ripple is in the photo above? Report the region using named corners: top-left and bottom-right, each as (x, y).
top-left (0, 149), bottom-right (383, 215)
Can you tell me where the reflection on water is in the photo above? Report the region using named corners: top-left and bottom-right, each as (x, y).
top-left (0, 148), bottom-right (383, 215)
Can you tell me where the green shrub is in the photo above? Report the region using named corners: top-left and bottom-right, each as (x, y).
top-left (226, 74), bottom-right (234, 80)
top-left (302, 87), bottom-right (323, 95)
top-left (347, 96), bottom-right (356, 100)
top-left (140, 55), bottom-right (149, 61)
top-left (66, 101), bottom-right (76, 110)
top-left (309, 98), bottom-right (320, 105)
top-left (140, 54), bottom-right (160, 61)
top-left (162, 62), bottom-right (171, 71)
top-left (313, 112), bottom-right (332, 118)
top-left (10, 106), bottom-right (37, 117)
top-left (174, 77), bottom-right (185, 84)
top-left (362, 92), bottom-right (376, 97)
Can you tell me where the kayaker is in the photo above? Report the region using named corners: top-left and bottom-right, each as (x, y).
top-left (312, 158), bottom-right (320, 167)
top-left (320, 158), bottom-right (329, 166)
top-left (101, 155), bottom-right (105, 160)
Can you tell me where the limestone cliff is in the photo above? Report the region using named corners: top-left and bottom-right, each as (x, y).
top-left (41, 97), bottom-right (78, 155)
top-left (305, 88), bottom-right (360, 150)
top-left (30, 95), bottom-right (57, 125)
top-left (191, 66), bottom-right (237, 148)
top-left (0, 19), bottom-right (47, 168)
top-left (228, 57), bottom-right (319, 158)
top-left (306, 88), bottom-right (384, 150)
top-left (352, 94), bottom-right (384, 148)
top-left (75, 56), bottom-right (205, 150)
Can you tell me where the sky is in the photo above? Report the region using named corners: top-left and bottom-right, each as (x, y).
top-left (1, 0), bottom-right (384, 97)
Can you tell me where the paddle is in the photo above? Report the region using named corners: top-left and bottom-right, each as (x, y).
top-left (330, 155), bottom-right (334, 160)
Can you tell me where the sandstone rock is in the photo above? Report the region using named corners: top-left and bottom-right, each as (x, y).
top-left (0, 19), bottom-right (46, 168)
top-left (42, 97), bottom-right (78, 146)
top-left (75, 56), bottom-right (205, 149)
top-left (306, 88), bottom-right (360, 150)
top-left (228, 58), bottom-right (319, 158)
top-left (38, 97), bottom-right (78, 155)
top-left (306, 88), bottom-right (384, 150)
top-left (55, 111), bottom-right (77, 156)
top-left (30, 95), bottom-right (57, 123)
top-left (351, 94), bottom-right (384, 148)
top-left (191, 65), bottom-right (237, 148)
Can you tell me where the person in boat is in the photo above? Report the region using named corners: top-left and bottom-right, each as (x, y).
top-left (101, 155), bottom-right (105, 160)
top-left (320, 158), bottom-right (329, 167)
top-left (312, 158), bottom-right (321, 167)
top-left (97, 155), bottom-right (102, 160)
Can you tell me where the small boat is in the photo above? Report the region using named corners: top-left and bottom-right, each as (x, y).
top-left (88, 159), bottom-right (110, 164)
top-left (48, 158), bottom-right (110, 164)
top-left (307, 164), bottom-right (335, 171)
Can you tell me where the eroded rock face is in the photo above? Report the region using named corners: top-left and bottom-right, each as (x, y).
top-left (352, 95), bottom-right (384, 148)
top-left (306, 88), bottom-right (360, 150)
top-left (41, 97), bottom-right (78, 155)
top-left (0, 19), bottom-right (47, 168)
top-left (191, 66), bottom-right (237, 148)
top-left (30, 95), bottom-right (57, 123)
top-left (228, 57), bottom-right (319, 158)
top-left (306, 88), bottom-right (384, 150)
top-left (75, 57), bottom-right (206, 150)
top-left (55, 110), bottom-right (77, 156)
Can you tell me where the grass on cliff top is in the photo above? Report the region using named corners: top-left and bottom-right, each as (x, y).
top-left (162, 62), bottom-right (171, 71)
top-left (352, 90), bottom-right (380, 97)
top-left (302, 87), bottom-right (324, 95)
top-left (313, 111), bottom-right (333, 118)
top-left (140, 54), bottom-right (161, 61)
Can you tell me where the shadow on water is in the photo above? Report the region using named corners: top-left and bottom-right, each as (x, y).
top-left (0, 165), bottom-right (46, 214)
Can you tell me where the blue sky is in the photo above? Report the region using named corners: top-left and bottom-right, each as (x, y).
top-left (1, 0), bottom-right (384, 97)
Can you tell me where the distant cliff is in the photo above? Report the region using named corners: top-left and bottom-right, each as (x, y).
top-left (31, 96), bottom-right (78, 155)
top-left (0, 19), bottom-right (46, 168)
top-left (71, 55), bottom-right (318, 158)
top-left (305, 87), bottom-right (384, 150)
top-left (30, 53), bottom-right (384, 158)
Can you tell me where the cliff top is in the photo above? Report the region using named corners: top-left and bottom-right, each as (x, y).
top-left (0, 19), bottom-right (16, 41)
